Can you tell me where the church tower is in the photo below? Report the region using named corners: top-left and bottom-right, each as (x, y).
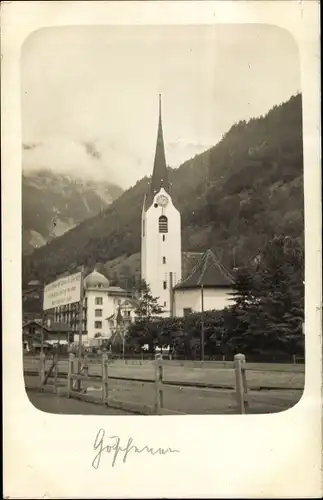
top-left (141, 96), bottom-right (182, 315)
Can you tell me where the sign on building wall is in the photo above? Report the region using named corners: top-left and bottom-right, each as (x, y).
top-left (43, 272), bottom-right (82, 310)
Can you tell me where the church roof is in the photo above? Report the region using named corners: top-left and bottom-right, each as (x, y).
top-left (174, 249), bottom-right (234, 290)
top-left (145, 95), bottom-right (170, 210)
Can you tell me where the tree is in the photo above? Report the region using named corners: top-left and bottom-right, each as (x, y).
top-left (230, 267), bottom-right (254, 309)
top-left (135, 280), bottom-right (163, 320)
top-left (125, 280), bottom-right (164, 353)
top-left (238, 235), bottom-right (304, 355)
top-left (225, 267), bottom-right (255, 352)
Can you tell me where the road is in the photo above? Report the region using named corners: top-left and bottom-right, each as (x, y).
top-left (27, 390), bottom-right (133, 415)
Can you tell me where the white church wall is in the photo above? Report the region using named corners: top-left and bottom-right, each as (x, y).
top-left (141, 188), bottom-right (182, 313)
top-left (174, 287), bottom-right (235, 317)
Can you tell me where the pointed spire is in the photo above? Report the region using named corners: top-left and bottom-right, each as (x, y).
top-left (116, 306), bottom-right (123, 325)
top-left (150, 94), bottom-right (169, 195)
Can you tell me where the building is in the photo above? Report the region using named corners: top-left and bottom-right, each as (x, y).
top-left (173, 249), bottom-right (235, 317)
top-left (52, 270), bottom-right (138, 346)
top-left (140, 97), bottom-right (235, 318)
top-left (141, 95), bottom-right (182, 314)
top-left (22, 319), bottom-right (72, 352)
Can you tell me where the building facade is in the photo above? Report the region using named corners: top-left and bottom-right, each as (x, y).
top-left (141, 95), bottom-right (182, 314)
top-left (52, 270), bottom-right (138, 345)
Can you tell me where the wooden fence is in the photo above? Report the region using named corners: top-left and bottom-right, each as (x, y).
top-left (66, 352), bottom-right (185, 415)
top-left (29, 352), bottom-right (251, 415)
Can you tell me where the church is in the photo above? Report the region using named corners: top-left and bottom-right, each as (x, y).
top-left (141, 96), bottom-right (235, 317)
top-left (49, 96), bottom-right (235, 345)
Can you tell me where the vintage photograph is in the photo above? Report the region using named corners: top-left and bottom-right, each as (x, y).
top-left (22, 24), bottom-right (305, 416)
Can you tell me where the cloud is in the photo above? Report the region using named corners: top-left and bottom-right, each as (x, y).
top-left (81, 140), bottom-right (101, 160)
top-left (22, 137), bottom-right (123, 185)
top-left (21, 135), bottom-right (216, 189)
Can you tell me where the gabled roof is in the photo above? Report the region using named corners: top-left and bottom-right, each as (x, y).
top-left (174, 249), bottom-right (234, 290)
top-left (23, 319), bottom-right (50, 331)
top-left (22, 320), bottom-right (72, 333)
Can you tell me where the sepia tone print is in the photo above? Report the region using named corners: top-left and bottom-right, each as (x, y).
top-left (22, 24), bottom-right (304, 415)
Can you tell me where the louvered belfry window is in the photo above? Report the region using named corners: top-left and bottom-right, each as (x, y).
top-left (159, 215), bottom-right (168, 233)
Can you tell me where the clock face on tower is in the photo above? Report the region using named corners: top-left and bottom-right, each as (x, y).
top-left (156, 194), bottom-right (169, 207)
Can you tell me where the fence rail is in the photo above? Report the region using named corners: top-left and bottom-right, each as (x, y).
top-left (25, 352), bottom-right (256, 414)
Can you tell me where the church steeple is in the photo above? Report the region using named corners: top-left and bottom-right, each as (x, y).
top-left (150, 95), bottom-right (170, 195)
top-left (141, 94), bottom-right (182, 314)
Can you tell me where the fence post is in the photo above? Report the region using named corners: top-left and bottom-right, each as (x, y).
top-left (67, 353), bottom-right (75, 398)
top-left (240, 355), bottom-right (249, 412)
top-left (84, 352), bottom-right (89, 377)
top-left (154, 354), bottom-right (164, 415)
top-left (102, 353), bottom-right (109, 405)
top-left (39, 352), bottom-right (46, 385)
top-left (234, 353), bottom-right (248, 414)
top-left (76, 356), bottom-right (81, 392)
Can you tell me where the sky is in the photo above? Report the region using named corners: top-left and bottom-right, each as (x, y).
top-left (21, 24), bottom-right (301, 188)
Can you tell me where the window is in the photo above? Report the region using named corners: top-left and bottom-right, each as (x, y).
top-left (95, 321), bottom-right (102, 329)
top-left (95, 297), bottom-right (103, 305)
top-left (183, 308), bottom-right (192, 318)
top-left (163, 301), bottom-right (167, 307)
top-left (163, 281), bottom-right (167, 290)
top-left (142, 220), bottom-right (145, 237)
top-left (162, 256), bottom-right (166, 264)
top-left (159, 215), bottom-right (168, 233)
top-left (162, 235), bottom-right (166, 241)
top-left (95, 309), bottom-right (102, 317)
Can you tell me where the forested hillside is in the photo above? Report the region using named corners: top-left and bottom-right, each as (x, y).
top-left (23, 94), bottom-right (303, 286)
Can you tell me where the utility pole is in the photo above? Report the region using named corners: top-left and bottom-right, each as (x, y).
top-left (200, 284), bottom-right (205, 361)
top-left (76, 266), bottom-right (85, 390)
top-left (40, 281), bottom-right (46, 384)
top-left (169, 272), bottom-right (174, 317)
top-left (40, 281), bottom-right (45, 356)
top-left (78, 265), bottom-right (85, 361)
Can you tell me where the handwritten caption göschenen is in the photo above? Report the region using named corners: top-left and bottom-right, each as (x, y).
top-left (43, 272), bottom-right (82, 310)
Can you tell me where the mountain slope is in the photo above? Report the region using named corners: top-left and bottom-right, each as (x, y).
top-left (23, 94), bottom-right (303, 285)
top-left (22, 170), bottom-right (123, 254)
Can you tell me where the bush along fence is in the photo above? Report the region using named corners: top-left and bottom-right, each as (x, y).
top-left (27, 352), bottom-right (252, 415)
